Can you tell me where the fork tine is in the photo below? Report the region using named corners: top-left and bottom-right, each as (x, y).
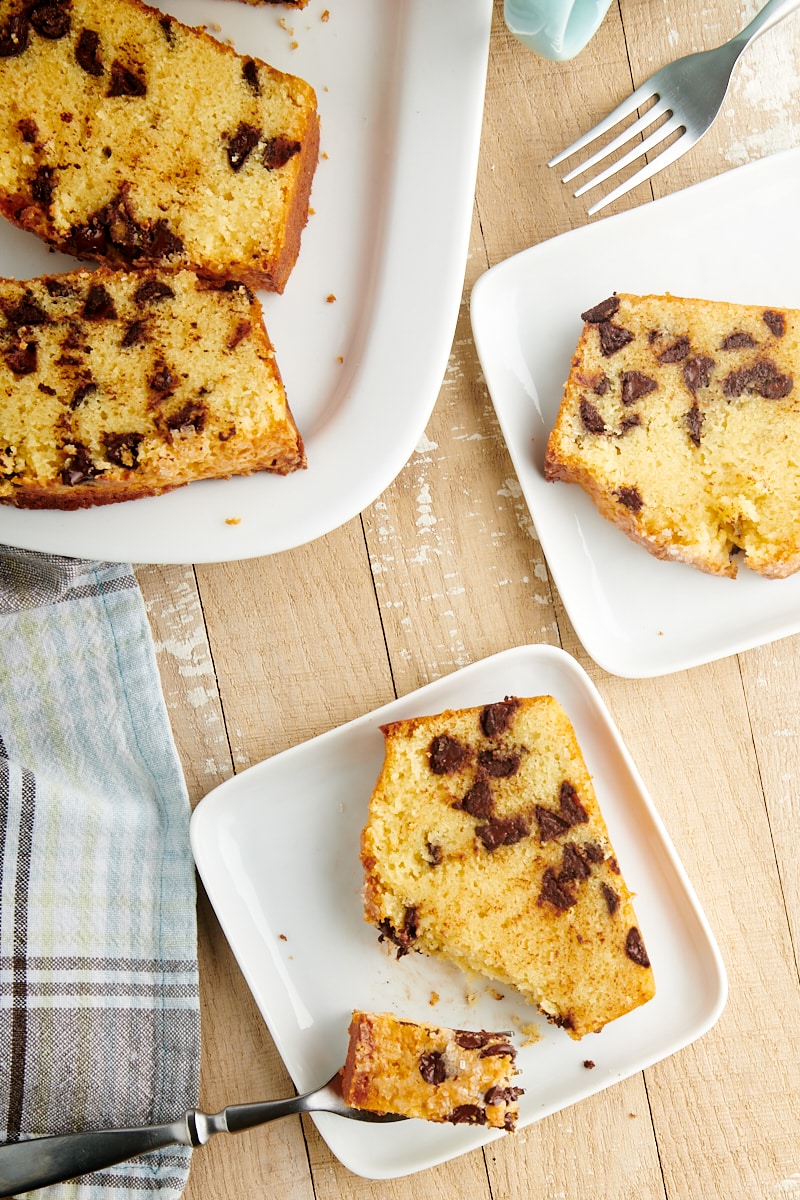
top-left (547, 78), bottom-right (660, 167)
top-left (573, 112), bottom-right (685, 197)
top-left (560, 99), bottom-right (672, 183)
top-left (585, 133), bottom-right (694, 216)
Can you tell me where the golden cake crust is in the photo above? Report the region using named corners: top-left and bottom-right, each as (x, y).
top-left (0, 265), bottom-right (305, 509)
top-left (0, 0), bottom-right (319, 292)
top-left (361, 696), bottom-right (655, 1040)
top-left (341, 1011), bottom-right (523, 1129)
top-left (545, 292), bottom-right (800, 579)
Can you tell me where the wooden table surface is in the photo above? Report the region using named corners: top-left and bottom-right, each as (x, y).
top-left (138, 2), bottom-right (800, 1196)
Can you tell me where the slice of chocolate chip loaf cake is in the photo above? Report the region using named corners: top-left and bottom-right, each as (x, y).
top-left (545, 292), bottom-right (800, 578)
top-left (361, 697), bottom-right (655, 1040)
top-left (0, 266), bottom-right (305, 509)
top-left (341, 1011), bottom-right (523, 1129)
top-left (0, 0), bottom-right (318, 292)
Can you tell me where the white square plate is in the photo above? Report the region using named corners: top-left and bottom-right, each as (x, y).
top-left (190, 644), bottom-right (726, 1179)
top-left (470, 149), bottom-right (800, 677)
top-left (0, 0), bottom-right (491, 564)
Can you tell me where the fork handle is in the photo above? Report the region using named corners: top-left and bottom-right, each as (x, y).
top-left (0, 1093), bottom-right (321, 1196)
top-left (0, 1120), bottom-right (192, 1197)
top-left (737, 0), bottom-right (800, 48)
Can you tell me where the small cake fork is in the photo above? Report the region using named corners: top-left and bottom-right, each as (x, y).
top-left (0, 1071), bottom-right (404, 1197)
top-left (549, 0), bottom-right (800, 214)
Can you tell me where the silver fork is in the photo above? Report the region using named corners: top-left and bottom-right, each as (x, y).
top-left (0, 1072), bottom-right (404, 1197)
top-left (549, 0), bottom-right (800, 215)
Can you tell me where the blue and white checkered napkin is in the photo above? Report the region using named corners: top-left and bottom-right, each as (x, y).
top-left (0, 545), bottom-right (200, 1198)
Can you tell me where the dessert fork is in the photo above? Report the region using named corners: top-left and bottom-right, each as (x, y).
top-left (0, 1071), bottom-right (403, 1197)
top-left (549, 0), bottom-right (800, 214)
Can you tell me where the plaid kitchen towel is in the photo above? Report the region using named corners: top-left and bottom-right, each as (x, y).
top-left (0, 545), bottom-right (200, 1198)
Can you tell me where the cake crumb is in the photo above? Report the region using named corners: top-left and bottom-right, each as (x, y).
top-left (582, 1059), bottom-right (595, 1069)
top-left (429, 991), bottom-right (439, 1006)
top-left (225, 517), bottom-right (242, 525)
top-left (326, 294), bottom-right (336, 303)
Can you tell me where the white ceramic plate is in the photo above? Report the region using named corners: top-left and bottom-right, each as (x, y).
top-left (190, 644), bottom-right (726, 1180)
top-left (0, 0), bottom-right (491, 564)
top-left (471, 149), bottom-right (800, 677)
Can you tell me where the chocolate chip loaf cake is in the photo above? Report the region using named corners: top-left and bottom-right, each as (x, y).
top-left (361, 697), bottom-right (655, 1041)
top-left (0, 0), bottom-right (319, 292)
top-left (341, 1011), bottom-right (523, 1130)
top-left (544, 292), bottom-right (800, 578)
top-left (0, 266), bottom-right (305, 509)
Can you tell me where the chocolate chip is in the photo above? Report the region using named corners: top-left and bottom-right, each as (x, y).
top-left (17, 118), bottom-right (38, 143)
top-left (262, 135), bottom-right (301, 170)
top-left (686, 403), bottom-right (703, 447)
top-left (598, 321), bottom-right (634, 356)
top-left (534, 805), bottom-right (571, 843)
top-left (71, 381), bottom-right (97, 409)
top-left (148, 219), bottom-right (183, 260)
top-left (559, 842), bottom-right (591, 882)
top-left (480, 698), bottom-right (519, 737)
top-left (720, 331), bottom-right (757, 350)
top-left (476, 815), bottom-right (529, 851)
top-left (477, 748), bottom-right (521, 778)
top-left (44, 278), bottom-right (74, 298)
top-left (103, 431), bottom-right (143, 468)
top-left (159, 15), bottom-right (175, 44)
top-left (61, 445), bottom-right (99, 486)
top-left (657, 336), bottom-right (690, 363)
top-left (683, 353), bottom-right (714, 394)
top-left (581, 296), bottom-right (619, 323)
top-left (227, 320), bottom-right (252, 350)
top-left (133, 279), bottom-right (174, 305)
top-left (601, 882), bottom-right (620, 914)
top-left (722, 358), bottom-right (792, 400)
top-left (583, 841), bottom-right (604, 863)
top-left (763, 310), bottom-right (786, 338)
top-left (454, 1030), bottom-right (494, 1049)
top-left (242, 58), bottom-right (260, 95)
top-left (29, 3), bottom-right (70, 39)
top-left (6, 295), bottom-right (48, 327)
top-left (579, 396), bottom-right (606, 434)
top-left (619, 413), bottom-right (641, 434)
top-left (479, 1041), bottom-right (516, 1059)
top-left (454, 775), bottom-right (494, 819)
top-left (538, 866), bottom-right (576, 911)
top-left (149, 362), bottom-right (176, 393)
top-left (592, 374), bottom-right (610, 395)
top-left (625, 926), bottom-right (650, 967)
top-left (535, 781), bottom-right (588, 844)
top-left (419, 1052), bottom-right (447, 1084)
top-left (429, 734), bottom-right (469, 774)
top-left (167, 401), bottom-right (206, 436)
top-left (620, 370), bottom-right (657, 406)
top-left (226, 122), bottom-right (261, 171)
top-left (31, 164), bottom-right (55, 207)
top-left (75, 27), bottom-right (103, 74)
top-left (424, 840), bottom-right (443, 866)
top-left (108, 60), bottom-right (146, 97)
top-left (38, 383), bottom-right (56, 395)
top-left (0, 14), bottom-right (30, 57)
top-left (447, 1105), bottom-right (487, 1126)
top-left (615, 485), bottom-right (643, 512)
top-left (121, 319), bottom-right (147, 347)
top-left (4, 341), bottom-right (37, 375)
top-left (82, 284), bottom-right (116, 319)
top-left (485, 1085), bottom-right (524, 1104)
top-left (558, 781), bottom-right (588, 826)
top-left (377, 905), bottom-right (418, 957)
